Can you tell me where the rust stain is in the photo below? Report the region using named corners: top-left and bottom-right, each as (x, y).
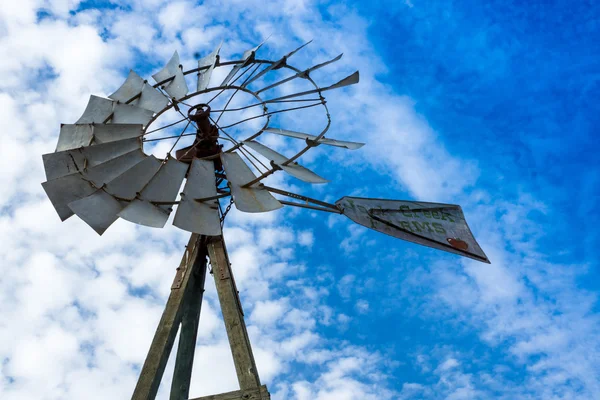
top-left (447, 237), bottom-right (469, 251)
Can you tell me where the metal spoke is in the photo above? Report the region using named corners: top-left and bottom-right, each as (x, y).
top-left (214, 62), bottom-right (263, 125)
top-left (168, 120), bottom-right (192, 155)
top-left (206, 63), bottom-right (256, 106)
top-left (210, 117), bottom-right (269, 173)
top-left (218, 102), bottom-right (322, 130)
top-left (143, 132), bottom-right (196, 143)
top-left (209, 98), bottom-right (321, 113)
top-left (144, 117), bottom-right (188, 135)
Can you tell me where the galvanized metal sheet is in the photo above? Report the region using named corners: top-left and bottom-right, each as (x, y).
top-left (197, 42), bottom-right (222, 91)
top-left (265, 71), bottom-right (359, 103)
top-left (82, 149), bottom-right (147, 185)
top-left (117, 156), bottom-right (188, 228)
top-left (336, 196), bottom-right (490, 263)
top-left (109, 70), bottom-right (169, 113)
top-left (103, 155), bottom-right (162, 200)
top-left (118, 198), bottom-right (170, 228)
top-left (91, 124), bottom-right (143, 144)
top-left (68, 189), bottom-right (123, 235)
top-left (76, 95), bottom-right (114, 124)
top-left (111, 102), bottom-right (154, 126)
top-left (173, 158), bottom-right (221, 235)
top-left (42, 150), bottom-right (146, 220)
top-left (56, 124), bottom-right (142, 152)
top-left (163, 69), bottom-right (189, 100)
top-left (152, 51), bottom-right (188, 100)
top-left (152, 51), bottom-right (181, 83)
top-left (55, 124), bottom-right (94, 151)
top-left (74, 95), bottom-right (154, 125)
top-left (109, 70), bottom-right (145, 103)
top-left (42, 174), bottom-right (97, 221)
top-left (43, 137), bottom-right (141, 181)
top-left (264, 127), bottom-right (365, 150)
top-left (136, 85), bottom-right (170, 113)
top-left (221, 152), bottom-right (282, 213)
top-left (137, 156), bottom-right (188, 204)
top-left (243, 140), bottom-right (328, 184)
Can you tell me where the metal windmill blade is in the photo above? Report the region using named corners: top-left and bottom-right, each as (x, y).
top-left (196, 42), bottom-right (222, 91)
top-left (264, 127), bottom-right (365, 149)
top-left (109, 70), bottom-right (169, 113)
top-left (243, 140), bottom-right (328, 183)
top-left (152, 51), bottom-right (189, 100)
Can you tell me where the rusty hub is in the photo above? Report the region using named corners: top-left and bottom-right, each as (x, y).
top-left (175, 104), bottom-right (223, 167)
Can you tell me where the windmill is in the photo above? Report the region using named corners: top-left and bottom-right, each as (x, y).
top-left (41, 40), bottom-right (489, 400)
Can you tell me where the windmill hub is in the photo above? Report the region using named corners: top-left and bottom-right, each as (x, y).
top-left (175, 103), bottom-right (222, 163)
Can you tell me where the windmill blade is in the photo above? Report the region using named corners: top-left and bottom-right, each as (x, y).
top-left (264, 127), bottom-right (364, 150)
top-left (75, 95), bottom-right (113, 124)
top-left (42, 149), bottom-right (146, 220)
top-left (152, 51), bottom-right (189, 100)
top-left (43, 137), bottom-right (141, 181)
top-left (112, 102), bottom-right (155, 125)
top-left (256, 53), bottom-right (343, 94)
top-left (220, 40), bottom-right (266, 86)
top-left (264, 71), bottom-right (359, 103)
top-left (336, 197), bottom-right (490, 263)
top-left (221, 152), bottom-right (282, 213)
top-left (104, 155), bottom-right (162, 200)
top-left (197, 42), bottom-right (222, 91)
top-left (56, 124), bottom-right (143, 152)
top-left (42, 174), bottom-right (99, 221)
top-left (91, 124), bottom-right (144, 144)
top-left (241, 40), bottom-right (312, 88)
top-left (109, 70), bottom-right (169, 113)
top-left (243, 140), bottom-right (328, 184)
top-left (55, 124), bottom-right (93, 151)
top-left (118, 156), bottom-right (188, 228)
top-left (68, 189), bottom-right (123, 235)
top-left (75, 95), bottom-right (154, 126)
top-left (173, 158), bottom-right (221, 235)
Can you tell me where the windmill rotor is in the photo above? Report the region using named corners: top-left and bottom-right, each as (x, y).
top-left (42, 39), bottom-right (488, 261)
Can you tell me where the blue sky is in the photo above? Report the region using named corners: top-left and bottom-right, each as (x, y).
top-left (0, 1), bottom-right (599, 399)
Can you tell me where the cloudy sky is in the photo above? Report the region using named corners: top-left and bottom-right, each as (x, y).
top-left (1, 0), bottom-right (599, 399)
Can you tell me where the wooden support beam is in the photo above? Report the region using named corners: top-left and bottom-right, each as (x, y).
top-left (189, 385), bottom-right (270, 400)
top-left (170, 238), bottom-right (209, 400)
top-left (207, 236), bottom-right (262, 391)
top-left (132, 234), bottom-right (203, 400)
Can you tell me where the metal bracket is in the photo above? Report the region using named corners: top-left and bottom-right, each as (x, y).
top-left (171, 265), bottom-right (186, 289)
top-left (171, 244), bottom-right (192, 289)
top-left (219, 263), bottom-right (231, 280)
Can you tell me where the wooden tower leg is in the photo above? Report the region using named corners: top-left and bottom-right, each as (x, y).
top-left (132, 234), bottom-right (205, 400)
top-left (170, 238), bottom-right (209, 400)
top-left (207, 236), bottom-right (270, 399)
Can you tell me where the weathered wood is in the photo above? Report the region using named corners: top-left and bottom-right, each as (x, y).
top-left (132, 234), bottom-right (202, 400)
top-left (170, 237), bottom-right (209, 400)
top-left (189, 385), bottom-right (270, 400)
top-left (207, 236), bottom-right (262, 391)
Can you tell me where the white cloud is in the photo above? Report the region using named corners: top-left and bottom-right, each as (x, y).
top-left (0, 1), bottom-right (596, 400)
